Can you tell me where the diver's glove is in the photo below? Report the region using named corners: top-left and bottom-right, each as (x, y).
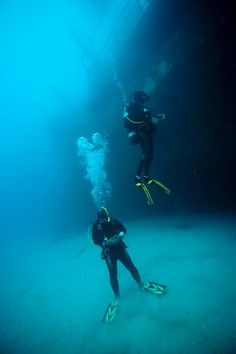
top-left (103, 232), bottom-right (125, 247)
top-left (152, 113), bottom-right (166, 124)
top-left (101, 246), bottom-right (110, 259)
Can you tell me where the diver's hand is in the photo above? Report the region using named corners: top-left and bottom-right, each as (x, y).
top-left (151, 117), bottom-right (159, 124)
top-left (118, 231), bottom-right (125, 238)
top-left (158, 113), bottom-right (166, 120)
top-left (101, 247), bottom-right (110, 259)
top-left (104, 233), bottom-right (125, 247)
top-left (152, 113), bottom-right (166, 124)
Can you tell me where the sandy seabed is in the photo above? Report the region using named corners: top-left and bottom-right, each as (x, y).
top-left (1, 215), bottom-right (236, 354)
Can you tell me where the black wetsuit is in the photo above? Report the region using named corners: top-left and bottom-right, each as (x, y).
top-left (124, 102), bottom-right (156, 177)
top-left (92, 217), bottom-right (142, 297)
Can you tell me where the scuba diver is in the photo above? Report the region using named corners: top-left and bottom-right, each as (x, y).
top-left (90, 207), bottom-right (166, 322)
top-left (123, 90), bottom-right (171, 205)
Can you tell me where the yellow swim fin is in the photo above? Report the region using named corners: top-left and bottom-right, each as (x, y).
top-left (135, 182), bottom-right (154, 205)
top-left (102, 303), bottom-right (118, 323)
top-left (147, 179), bottom-right (171, 195)
top-left (143, 281), bottom-right (167, 295)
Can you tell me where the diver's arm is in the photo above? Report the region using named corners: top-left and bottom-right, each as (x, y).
top-left (151, 113), bottom-right (166, 124)
top-left (112, 218), bottom-right (127, 234)
top-left (101, 218), bottom-right (126, 247)
top-left (103, 232), bottom-right (125, 247)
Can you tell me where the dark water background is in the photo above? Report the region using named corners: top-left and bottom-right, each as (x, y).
top-left (1, 0), bottom-right (235, 241)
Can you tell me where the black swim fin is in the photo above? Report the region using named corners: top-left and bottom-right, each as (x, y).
top-left (102, 303), bottom-right (118, 323)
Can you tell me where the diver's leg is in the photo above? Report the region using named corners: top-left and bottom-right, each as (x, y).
top-left (143, 133), bottom-right (154, 179)
top-left (118, 248), bottom-right (143, 288)
top-left (136, 156), bottom-right (145, 180)
top-left (137, 133), bottom-right (153, 180)
top-left (135, 134), bottom-right (146, 181)
top-left (105, 253), bottom-right (120, 301)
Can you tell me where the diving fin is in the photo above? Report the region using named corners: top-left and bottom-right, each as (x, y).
top-left (102, 302), bottom-right (118, 323)
top-left (135, 182), bottom-right (154, 205)
top-left (147, 179), bottom-right (171, 195)
top-left (143, 281), bottom-right (167, 295)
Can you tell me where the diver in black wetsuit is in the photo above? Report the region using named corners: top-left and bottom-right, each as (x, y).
top-left (91, 207), bottom-right (143, 304)
top-left (123, 91), bottom-right (165, 184)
